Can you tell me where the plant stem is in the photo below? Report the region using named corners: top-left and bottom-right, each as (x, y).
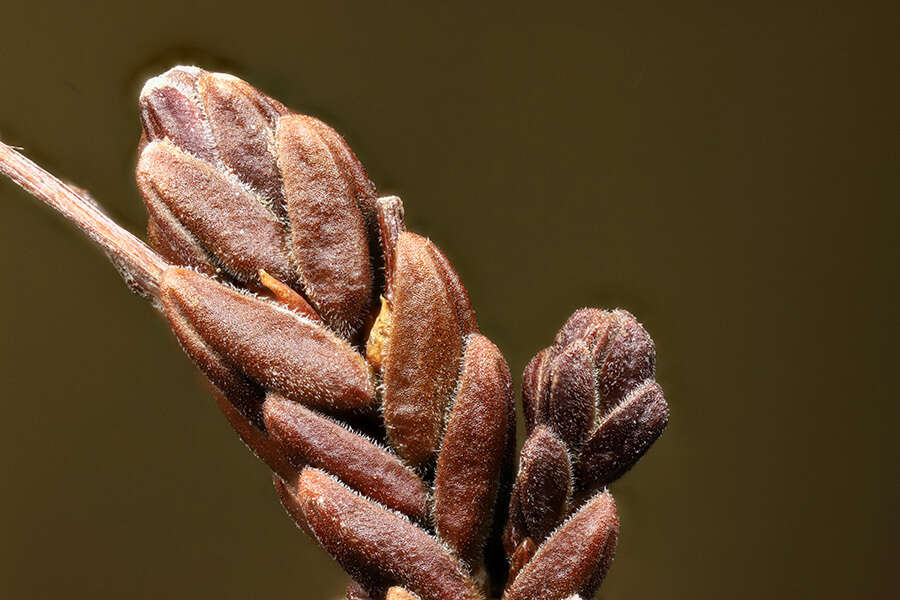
top-left (0, 141), bottom-right (166, 300)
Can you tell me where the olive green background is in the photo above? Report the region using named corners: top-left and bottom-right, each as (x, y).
top-left (1, 2), bottom-right (896, 598)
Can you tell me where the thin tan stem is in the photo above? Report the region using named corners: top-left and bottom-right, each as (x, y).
top-left (0, 141), bottom-right (167, 299)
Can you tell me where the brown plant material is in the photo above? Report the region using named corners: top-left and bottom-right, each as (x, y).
top-left (504, 426), bottom-right (572, 551)
top-left (521, 348), bottom-right (550, 433)
top-left (345, 585), bottom-right (422, 600)
top-left (0, 65), bottom-right (673, 599)
top-left (258, 268), bottom-right (323, 323)
top-left (381, 232), bottom-right (467, 465)
top-left (138, 139), bottom-right (296, 285)
top-left (504, 492), bottom-right (618, 600)
top-left (507, 538), bottom-right (537, 583)
top-left (294, 468), bottom-right (484, 600)
top-left (374, 196), bottom-right (405, 300)
top-left (272, 474), bottom-right (313, 537)
top-left (211, 388), bottom-right (296, 483)
top-left (521, 308), bottom-right (669, 496)
top-left (263, 394), bottom-right (429, 521)
top-left (345, 583), bottom-right (373, 600)
top-left (434, 334), bottom-right (514, 567)
top-left (161, 266), bottom-right (376, 414)
top-left (276, 114), bottom-right (373, 334)
top-left (139, 66), bottom-right (375, 337)
top-left (576, 381), bottom-right (669, 491)
top-left (0, 143), bottom-right (166, 300)
top-left (504, 309), bottom-right (668, 559)
top-left (546, 341), bottom-right (595, 451)
top-left (428, 242), bottom-right (479, 337)
top-left (386, 587), bottom-right (423, 600)
top-left (365, 295), bottom-right (393, 372)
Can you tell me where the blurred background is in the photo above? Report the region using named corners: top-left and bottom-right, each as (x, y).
top-left (1, 2), bottom-right (897, 598)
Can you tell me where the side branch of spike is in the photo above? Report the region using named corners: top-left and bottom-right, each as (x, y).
top-left (0, 142), bottom-right (167, 299)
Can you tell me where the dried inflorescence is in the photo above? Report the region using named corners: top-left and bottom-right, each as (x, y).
top-left (0, 66), bottom-right (670, 600)
top-left (138, 66), bottom-right (378, 338)
top-left (504, 309), bottom-right (669, 563)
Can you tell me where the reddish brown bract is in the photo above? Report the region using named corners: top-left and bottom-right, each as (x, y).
top-left (505, 426), bottom-right (572, 550)
top-left (160, 267), bottom-right (376, 413)
top-left (381, 233), bottom-right (467, 465)
top-left (434, 334), bottom-right (514, 567)
top-left (264, 394), bottom-right (428, 521)
top-left (276, 114), bottom-right (373, 334)
top-left (295, 468), bottom-right (484, 600)
top-left (576, 381), bottom-right (669, 492)
top-left (138, 140), bottom-right (296, 285)
top-left (504, 492), bottom-right (618, 600)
